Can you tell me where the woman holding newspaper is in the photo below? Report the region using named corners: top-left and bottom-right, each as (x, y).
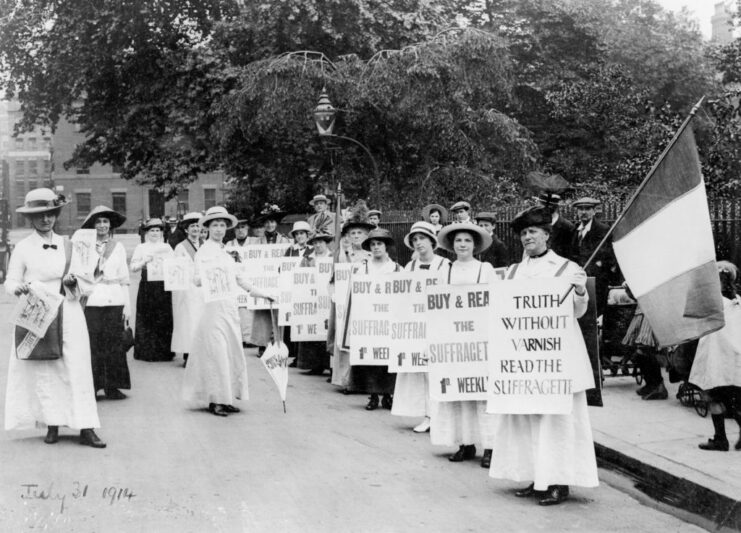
top-left (182, 206), bottom-right (276, 417)
top-left (431, 222), bottom-right (496, 467)
top-left (488, 206), bottom-right (598, 506)
top-left (4, 188), bottom-right (106, 448)
top-left (80, 205), bottom-right (131, 400)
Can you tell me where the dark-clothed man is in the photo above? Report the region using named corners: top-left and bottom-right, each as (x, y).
top-left (475, 211), bottom-right (509, 268)
top-left (570, 197), bottom-right (614, 316)
top-left (534, 193), bottom-right (574, 260)
top-left (307, 195), bottom-right (336, 235)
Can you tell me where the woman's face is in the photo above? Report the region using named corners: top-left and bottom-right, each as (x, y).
top-left (208, 219), bottom-right (228, 242)
top-left (264, 219), bottom-right (277, 233)
top-left (95, 217), bottom-right (111, 237)
top-left (520, 226), bottom-right (549, 256)
top-left (314, 240), bottom-right (328, 254)
top-left (30, 212), bottom-right (56, 234)
top-left (146, 227), bottom-right (162, 242)
top-left (200, 227), bottom-right (209, 240)
top-left (411, 233), bottom-right (433, 256)
top-left (235, 223), bottom-right (249, 240)
top-left (453, 231), bottom-right (475, 259)
top-left (369, 239), bottom-right (387, 259)
top-left (186, 222), bottom-right (200, 239)
top-left (294, 230), bottom-right (308, 245)
top-left (429, 211), bottom-right (440, 225)
top-left (348, 227), bottom-right (368, 246)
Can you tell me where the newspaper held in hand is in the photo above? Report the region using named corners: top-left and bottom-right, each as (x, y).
top-left (147, 244), bottom-right (175, 282)
top-left (163, 257), bottom-right (194, 291)
top-left (10, 282), bottom-right (65, 359)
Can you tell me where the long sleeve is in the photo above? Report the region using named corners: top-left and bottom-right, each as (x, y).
top-left (130, 243), bottom-right (147, 272)
top-left (4, 241), bottom-right (26, 296)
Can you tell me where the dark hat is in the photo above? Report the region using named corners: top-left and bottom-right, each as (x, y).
top-left (421, 204), bottom-right (447, 223)
top-left (475, 211), bottom-right (496, 224)
top-left (532, 193), bottom-right (562, 206)
top-left (81, 205), bottom-right (126, 229)
top-left (258, 204), bottom-right (287, 224)
top-left (510, 206), bottom-right (552, 234)
top-left (361, 228), bottom-right (395, 250)
top-left (308, 231), bottom-right (335, 245)
top-left (450, 201), bottom-right (471, 212)
top-left (437, 222), bottom-right (492, 255)
top-left (572, 197), bottom-right (601, 208)
top-left (341, 200), bottom-right (375, 235)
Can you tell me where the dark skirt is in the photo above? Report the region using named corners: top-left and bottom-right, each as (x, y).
top-left (84, 306), bottom-right (131, 391)
top-left (134, 268), bottom-right (174, 361)
top-left (349, 366), bottom-right (396, 395)
top-left (297, 342), bottom-right (330, 370)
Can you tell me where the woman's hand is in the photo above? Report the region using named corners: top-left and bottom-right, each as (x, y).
top-left (13, 283), bottom-right (30, 296)
top-left (62, 273), bottom-right (78, 288)
top-left (144, 254), bottom-right (153, 264)
top-left (566, 272), bottom-right (587, 296)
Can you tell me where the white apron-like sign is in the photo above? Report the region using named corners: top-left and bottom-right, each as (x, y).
top-left (426, 284), bottom-right (491, 401)
top-left (239, 244), bottom-right (290, 309)
top-left (386, 272), bottom-right (438, 374)
top-left (347, 274), bottom-right (391, 365)
top-left (333, 264), bottom-right (353, 351)
top-left (487, 277), bottom-right (575, 414)
top-left (290, 265), bottom-right (332, 341)
top-left (278, 258), bottom-right (303, 326)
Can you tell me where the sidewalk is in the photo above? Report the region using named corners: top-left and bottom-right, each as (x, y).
top-left (590, 374), bottom-right (741, 531)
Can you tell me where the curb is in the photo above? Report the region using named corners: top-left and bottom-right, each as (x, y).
top-left (596, 442), bottom-right (741, 531)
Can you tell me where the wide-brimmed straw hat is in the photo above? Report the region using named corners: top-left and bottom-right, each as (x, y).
top-left (361, 228), bottom-right (395, 251)
top-left (179, 212), bottom-right (203, 229)
top-left (403, 221), bottom-right (438, 250)
top-left (143, 218), bottom-right (165, 231)
top-left (81, 205), bottom-right (126, 229)
top-left (309, 194), bottom-right (330, 207)
top-left (290, 220), bottom-right (312, 237)
top-left (17, 188), bottom-right (70, 214)
top-left (199, 206), bottom-right (237, 229)
top-left (510, 206), bottom-right (552, 234)
top-left (308, 231), bottom-right (334, 245)
top-left (421, 204), bottom-right (447, 223)
top-left (437, 222), bottom-right (492, 255)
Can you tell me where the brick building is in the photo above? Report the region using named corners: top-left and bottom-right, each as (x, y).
top-left (1, 100), bottom-right (227, 234)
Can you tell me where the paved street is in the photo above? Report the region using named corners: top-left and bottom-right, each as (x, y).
top-left (0, 261), bottom-right (706, 532)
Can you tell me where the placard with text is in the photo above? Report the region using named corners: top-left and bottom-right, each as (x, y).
top-left (290, 266), bottom-right (332, 341)
top-left (347, 274), bottom-right (393, 366)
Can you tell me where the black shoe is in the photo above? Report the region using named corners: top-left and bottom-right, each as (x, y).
top-left (480, 449), bottom-right (492, 468)
top-left (643, 383), bottom-right (668, 400)
top-left (223, 405), bottom-right (241, 413)
top-left (514, 483), bottom-right (537, 498)
top-left (44, 426), bottom-right (59, 445)
top-left (305, 368), bottom-right (324, 375)
top-left (381, 394), bottom-right (393, 410)
top-left (699, 437), bottom-right (729, 451)
top-left (365, 395), bottom-right (379, 411)
top-left (636, 384), bottom-right (651, 396)
top-left (538, 485), bottom-right (569, 506)
top-left (105, 389), bottom-right (127, 400)
top-left (449, 444), bottom-right (476, 462)
top-left (288, 360), bottom-right (297, 368)
top-left (208, 403), bottom-right (228, 417)
top-left (79, 429), bottom-right (107, 448)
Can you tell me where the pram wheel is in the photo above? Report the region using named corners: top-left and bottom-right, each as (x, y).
top-left (694, 398), bottom-right (709, 418)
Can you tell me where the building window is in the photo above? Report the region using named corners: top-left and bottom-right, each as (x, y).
top-left (112, 192), bottom-right (126, 216)
top-left (76, 167), bottom-right (90, 175)
top-left (204, 188), bottom-right (216, 210)
top-left (29, 160), bottom-right (39, 175)
top-left (42, 160), bottom-right (51, 175)
top-left (42, 137), bottom-right (51, 149)
top-left (76, 192), bottom-right (91, 217)
top-left (15, 180), bottom-right (24, 195)
top-left (14, 138), bottom-right (23, 149)
top-left (177, 189), bottom-right (189, 213)
top-left (27, 180), bottom-right (37, 190)
top-left (15, 160), bottom-right (25, 176)
top-left (27, 137), bottom-right (36, 150)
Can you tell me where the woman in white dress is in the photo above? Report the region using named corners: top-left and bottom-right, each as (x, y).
top-left (182, 206), bottom-right (275, 417)
top-left (391, 221), bottom-right (449, 432)
top-left (348, 228), bottom-right (401, 410)
top-left (430, 222), bottom-right (496, 467)
top-left (488, 206), bottom-right (598, 506)
top-left (690, 261), bottom-right (741, 451)
top-left (4, 188), bottom-right (106, 447)
top-left (80, 205), bottom-right (131, 400)
top-left (171, 212), bottom-right (204, 367)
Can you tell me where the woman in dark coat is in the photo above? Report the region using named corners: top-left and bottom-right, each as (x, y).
top-left (130, 218), bottom-right (175, 361)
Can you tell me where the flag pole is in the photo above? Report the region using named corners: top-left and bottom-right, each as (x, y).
top-left (558, 95), bottom-right (706, 305)
top-left (332, 181), bottom-right (343, 263)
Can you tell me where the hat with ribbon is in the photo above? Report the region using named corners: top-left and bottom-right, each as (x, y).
top-left (290, 220), bottom-right (312, 237)
top-left (179, 212), bottom-right (203, 229)
top-left (510, 206), bottom-right (552, 234)
top-left (143, 218), bottom-right (165, 231)
top-left (361, 227), bottom-right (395, 251)
top-left (309, 194), bottom-right (330, 207)
top-left (199, 206), bottom-right (238, 229)
top-left (437, 222), bottom-right (492, 254)
top-left (16, 188), bottom-right (70, 214)
top-left (403, 221), bottom-right (438, 250)
top-left (308, 231), bottom-right (335, 245)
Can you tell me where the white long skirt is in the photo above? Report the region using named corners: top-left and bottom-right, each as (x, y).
top-left (331, 347), bottom-right (352, 388)
top-left (171, 286), bottom-right (203, 353)
top-left (391, 373), bottom-right (428, 417)
top-left (430, 400), bottom-right (495, 448)
top-left (488, 391), bottom-right (599, 490)
top-left (182, 298), bottom-right (248, 407)
top-left (5, 299), bottom-right (100, 431)
top-left (237, 307), bottom-right (252, 344)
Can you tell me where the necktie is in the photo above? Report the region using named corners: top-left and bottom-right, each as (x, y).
top-left (42, 244), bottom-right (57, 250)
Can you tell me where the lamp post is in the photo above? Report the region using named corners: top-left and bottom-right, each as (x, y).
top-left (313, 89), bottom-right (381, 207)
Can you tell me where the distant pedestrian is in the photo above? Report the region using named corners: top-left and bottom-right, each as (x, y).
top-left (307, 195), bottom-right (336, 235)
top-left (80, 205), bottom-right (132, 400)
top-left (532, 193), bottom-right (574, 259)
top-left (475, 211), bottom-right (509, 268)
top-left (421, 204), bottom-right (447, 235)
top-left (368, 209), bottom-right (382, 228)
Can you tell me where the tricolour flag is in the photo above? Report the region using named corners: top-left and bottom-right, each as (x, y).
top-left (612, 125), bottom-right (725, 347)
